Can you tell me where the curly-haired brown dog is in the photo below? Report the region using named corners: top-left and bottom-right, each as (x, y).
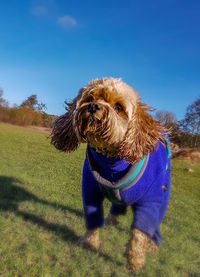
top-left (51, 77), bottom-right (171, 272)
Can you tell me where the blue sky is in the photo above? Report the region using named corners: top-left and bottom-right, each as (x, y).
top-left (0, 0), bottom-right (199, 120)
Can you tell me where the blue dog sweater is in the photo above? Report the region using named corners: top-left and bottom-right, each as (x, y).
top-left (82, 141), bottom-right (171, 246)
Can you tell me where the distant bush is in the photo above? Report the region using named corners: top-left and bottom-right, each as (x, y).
top-left (0, 91), bottom-right (56, 128)
top-left (0, 106), bottom-right (56, 128)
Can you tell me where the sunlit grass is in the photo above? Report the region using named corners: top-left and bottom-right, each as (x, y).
top-left (0, 123), bottom-right (199, 276)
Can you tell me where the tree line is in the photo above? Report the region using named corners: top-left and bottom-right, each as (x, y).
top-left (0, 88), bottom-right (199, 148)
top-left (155, 97), bottom-right (200, 148)
top-left (0, 89), bottom-right (56, 128)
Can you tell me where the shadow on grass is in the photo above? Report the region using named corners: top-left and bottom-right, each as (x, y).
top-left (0, 176), bottom-right (83, 217)
top-left (0, 176), bottom-right (122, 266)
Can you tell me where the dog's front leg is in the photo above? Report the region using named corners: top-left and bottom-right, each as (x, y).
top-left (126, 228), bottom-right (148, 272)
top-left (79, 228), bottom-right (100, 251)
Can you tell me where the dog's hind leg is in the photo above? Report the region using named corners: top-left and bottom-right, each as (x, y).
top-left (105, 213), bottom-right (119, 226)
top-left (106, 202), bottom-right (127, 225)
top-left (147, 238), bottom-right (158, 253)
top-left (126, 228), bottom-right (148, 272)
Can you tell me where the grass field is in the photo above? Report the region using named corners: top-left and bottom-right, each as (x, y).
top-left (0, 122), bottom-right (200, 277)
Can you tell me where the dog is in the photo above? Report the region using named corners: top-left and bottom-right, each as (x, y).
top-left (51, 77), bottom-right (171, 272)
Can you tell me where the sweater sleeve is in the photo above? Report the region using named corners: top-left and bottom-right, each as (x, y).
top-left (82, 159), bottom-right (105, 230)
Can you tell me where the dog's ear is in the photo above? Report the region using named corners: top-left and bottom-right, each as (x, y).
top-left (51, 90), bottom-right (83, 153)
top-left (119, 103), bottom-right (164, 163)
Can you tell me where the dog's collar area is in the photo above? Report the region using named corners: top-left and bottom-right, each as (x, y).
top-left (86, 146), bottom-right (149, 204)
top-left (165, 137), bottom-right (171, 170)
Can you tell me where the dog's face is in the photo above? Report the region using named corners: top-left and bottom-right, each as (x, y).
top-left (73, 78), bottom-right (139, 154)
top-left (51, 78), bottom-right (164, 163)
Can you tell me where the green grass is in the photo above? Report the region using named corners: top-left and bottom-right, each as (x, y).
top-left (0, 122), bottom-right (200, 277)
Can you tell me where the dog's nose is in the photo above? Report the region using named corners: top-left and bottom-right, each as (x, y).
top-left (88, 103), bottom-right (102, 114)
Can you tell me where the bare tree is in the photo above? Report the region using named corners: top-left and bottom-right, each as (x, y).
top-left (0, 88), bottom-right (9, 107)
top-left (20, 94), bottom-right (46, 113)
top-left (155, 110), bottom-right (182, 145)
top-left (179, 98), bottom-right (200, 147)
top-left (20, 94), bottom-right (38, 110)
top-left (155, 110), bottom-right (177, 126)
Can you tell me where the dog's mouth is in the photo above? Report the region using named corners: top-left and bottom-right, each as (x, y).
top-left (74, 105), bottom-right (111, 143)
top-left (88, 114), bottom-right (101, 124)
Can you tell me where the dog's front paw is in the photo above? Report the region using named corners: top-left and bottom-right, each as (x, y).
top-left (78, 228), bottom-right (100, 251)
top-left (126, 228), bottom-right (148, 272)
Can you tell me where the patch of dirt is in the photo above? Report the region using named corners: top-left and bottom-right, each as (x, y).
top-left (172, 148), bottom-right (200, 163)
top-left (28, 125), bottom-right (52, 133)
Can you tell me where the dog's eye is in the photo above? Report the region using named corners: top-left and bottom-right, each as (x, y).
top-left (114, 103), bottom-right (123, 112)
top-left (87, 96), bottom-right (94, 102)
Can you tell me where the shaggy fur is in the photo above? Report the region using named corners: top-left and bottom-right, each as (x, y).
top-left (51, 77), bottom-right (166, 272)
top-left (126, 228), bottom-right (148, 272)
top-left (52, 78), bottom-right (164, 162)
